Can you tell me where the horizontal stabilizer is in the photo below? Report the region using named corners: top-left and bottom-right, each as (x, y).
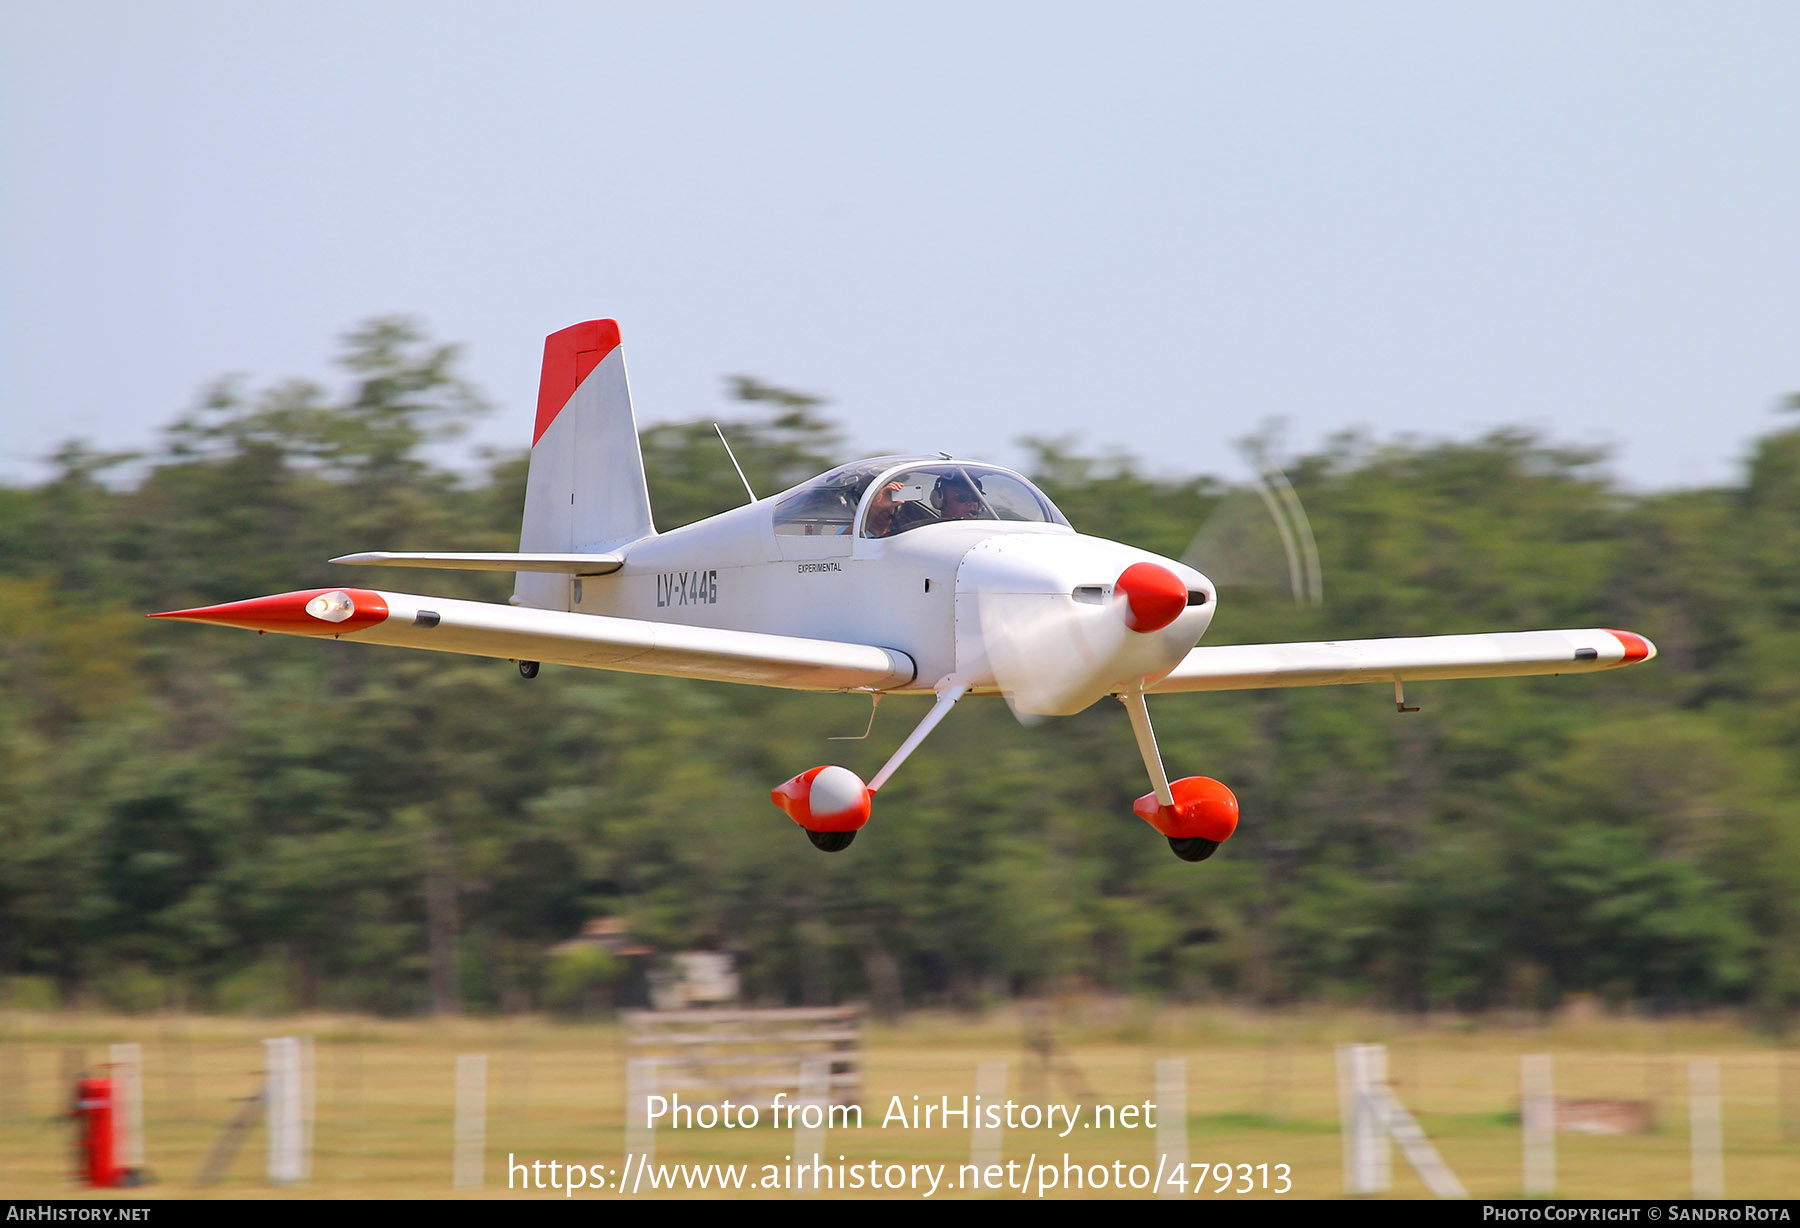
top-left (1148, 628), bottom-right (1655, 694)
top-left (330, 552), bottom-right (625, 575)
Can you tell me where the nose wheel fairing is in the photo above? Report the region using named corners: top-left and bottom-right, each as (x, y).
top-left (1132, 776), bottom-right (1239, 842)
top-left (1119, 688), bottom-right (1240, 853)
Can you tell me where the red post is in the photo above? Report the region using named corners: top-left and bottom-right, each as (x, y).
top-left (74, 1075), bottom-right (125, 1188)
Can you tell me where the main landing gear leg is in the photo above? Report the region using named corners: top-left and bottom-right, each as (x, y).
top-left (772, 677), bottom-right (970, 853)
top-left (1117, 690), bottom-right (1239, 863)
top-left (868, 677), bottom-right (969, 791)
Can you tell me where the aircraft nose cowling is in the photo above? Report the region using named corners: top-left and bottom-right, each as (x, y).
top-left (1116, 562), bottom-right (1187, 632)
top-left (956, 534), bottom-right (1215, 717)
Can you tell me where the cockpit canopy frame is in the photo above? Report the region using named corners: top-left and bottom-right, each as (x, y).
top-left (770, 457), bottom-right (1071, 539)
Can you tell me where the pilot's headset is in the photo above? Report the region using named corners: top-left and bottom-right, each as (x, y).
top-left (929, 471), bottom-right (982, 511)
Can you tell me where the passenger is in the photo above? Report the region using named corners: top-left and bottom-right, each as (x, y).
top-left (864, 479), bottom-right (918, 538)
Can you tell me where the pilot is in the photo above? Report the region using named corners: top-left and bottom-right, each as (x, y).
top-left (933, 472), bottom-right (987, 521)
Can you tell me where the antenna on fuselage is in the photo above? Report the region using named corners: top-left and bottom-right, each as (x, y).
top-left (714, 423), bottom-right (758, 503)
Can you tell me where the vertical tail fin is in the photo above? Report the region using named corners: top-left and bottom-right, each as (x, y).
top-left (513, 319), bottom-right (656, 609)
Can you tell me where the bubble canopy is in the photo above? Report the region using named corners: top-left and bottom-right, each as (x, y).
top-left (770, 458), bottom-right (1071, 538)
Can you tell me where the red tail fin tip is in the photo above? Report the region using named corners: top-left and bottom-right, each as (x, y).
top-left (533, 319), bottom-right (622, 446)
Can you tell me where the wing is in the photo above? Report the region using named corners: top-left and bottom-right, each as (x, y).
top-left (1147, 628), bottom-right (1653, 694)
top-left (149, 587), bottom-right (916, 692)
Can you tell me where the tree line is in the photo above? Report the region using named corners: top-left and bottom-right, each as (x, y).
top-left (1, 318), bottom-right (1796, 1023)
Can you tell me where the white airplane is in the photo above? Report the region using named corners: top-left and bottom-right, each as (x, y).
top-left (153, 319), bottom-right (1657, 861)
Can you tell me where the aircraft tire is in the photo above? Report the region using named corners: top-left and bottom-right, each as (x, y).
top-left (518, 660), bottom-right (540, 679)
top-left (1167, 836), bottom-right (1219, 863)
top-left (806, 829), bottom-right (857, 852)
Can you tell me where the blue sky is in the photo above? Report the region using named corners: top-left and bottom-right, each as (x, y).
top-left (4, 2), bottom-right (1797, 491)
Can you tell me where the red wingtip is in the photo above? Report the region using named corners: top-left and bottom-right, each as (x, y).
top-left (533, 319), bottom-right (622, 446)
top-left (149, 589), bottom-right (390, 635)
top-left (1604, 629), bottom-right (1656, 665)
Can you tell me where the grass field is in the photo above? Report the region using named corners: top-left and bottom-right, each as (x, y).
top-left (1, 1006), bottom-right (1794, 1199)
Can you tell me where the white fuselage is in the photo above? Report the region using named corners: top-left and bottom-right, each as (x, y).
top-left (572, 495), bottom-right (1216, 700)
